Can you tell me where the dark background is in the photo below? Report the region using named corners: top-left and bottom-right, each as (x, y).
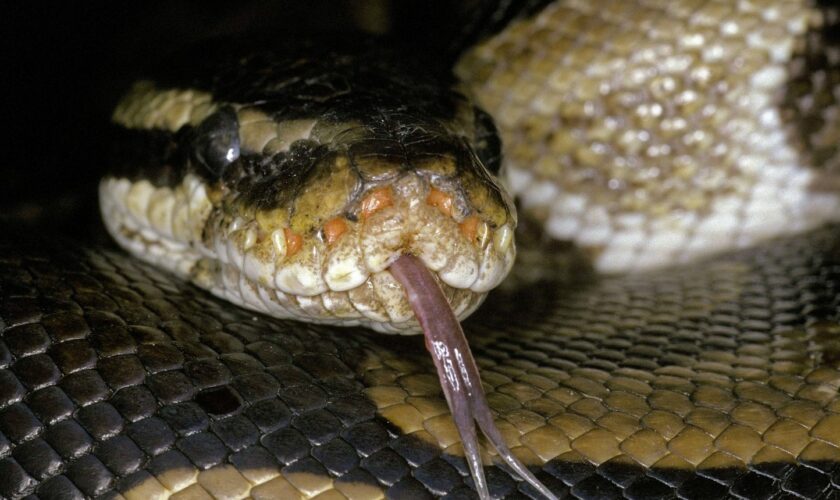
top-left (1, 1), bottom-right (469, 238)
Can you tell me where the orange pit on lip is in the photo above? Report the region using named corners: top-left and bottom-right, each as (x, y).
top-left (360, 187), bottom-right (394, 220)
top-left (323, 217), bottom-right (348, 246)
top-left (426, 187), bottom-right (453, 217)
top-left (284, 228), bottom-right (303, 257)
top-left (459, 215), bottom-right (481, 242)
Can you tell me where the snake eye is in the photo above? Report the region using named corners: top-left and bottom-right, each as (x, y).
top-left (193, 106), bottom-right (240, 177)
top-left (473, 107), bottom-right (501, 176)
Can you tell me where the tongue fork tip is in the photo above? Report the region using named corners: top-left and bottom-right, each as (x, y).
top-left (389, 254), bottom-right (557, 500)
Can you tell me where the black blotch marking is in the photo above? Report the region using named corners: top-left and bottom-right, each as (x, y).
top-left (107, 125), bottom-right (191, 187)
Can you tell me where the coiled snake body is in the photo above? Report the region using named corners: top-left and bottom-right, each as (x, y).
top-left (2, 1), bottom-right (840, 498)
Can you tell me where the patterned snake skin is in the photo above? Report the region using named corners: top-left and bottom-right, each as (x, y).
top-left (3, 0), bottom-right (840, 499)
top-left (1, 224), bottom-right (839, 499)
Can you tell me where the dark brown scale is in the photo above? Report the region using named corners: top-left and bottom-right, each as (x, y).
top-left (164, 38), bottom-right (461, 124)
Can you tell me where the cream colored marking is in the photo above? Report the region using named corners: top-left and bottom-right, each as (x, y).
top-left (334, 480), bottom-right (385, 500)
top-left (238, 107), bottom-right (317, 154)
top-left (112, 81), bottom-right (217, 131)
top-left (493, 225), bottom-right (513, 253)
top-left (324, 232), bottom-right (368, 292)
top-left (170, 484), bottom-right (213, 499)
top-left (282, 471), bottom-right (333, 497)
top-left (271, 229), bottom-right (288, 258)
top-left (274, 245), bottom-right (329, 296)
top-left (370, 270), bottom-right (414, 323)
top-left (99, 175), bottom-right (211, 280)
top-left (250, 476), bottom-right (304, 500)
top-left (123, 475), bottom-right (168, 500)
top-left (196, 465), bottom-right (252, 499)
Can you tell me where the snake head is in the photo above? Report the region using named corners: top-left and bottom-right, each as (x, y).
top-left (101, 64), bottom-right (517, 333)
top-left (196, 111), bottom-right (518, 333)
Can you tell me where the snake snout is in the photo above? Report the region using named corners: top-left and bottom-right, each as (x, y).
top-left (177, 163), bottom-right (518, 334)
top-left (352, 169), bottom-right (517, 288)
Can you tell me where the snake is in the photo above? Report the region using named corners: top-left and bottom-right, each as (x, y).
top-left (2, 0), bottom-right (840, 498)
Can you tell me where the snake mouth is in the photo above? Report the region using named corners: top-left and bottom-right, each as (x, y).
top-left (99, 171), bottom-right (516, 333)
top-left (200, 172), bottom-right (516, 333)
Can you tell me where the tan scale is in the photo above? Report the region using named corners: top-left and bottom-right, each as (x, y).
top-left (112, 81), bottom-right (218, 131)
top-left (120, 462), bottom-right (372, 500)
top-left (237, 107), bottom-right (317, 155)
top-left (457, 0), bottom-right (840, 273)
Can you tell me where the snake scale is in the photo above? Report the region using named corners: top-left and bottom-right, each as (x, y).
top-left (3, 0), bottom-right (840, 498)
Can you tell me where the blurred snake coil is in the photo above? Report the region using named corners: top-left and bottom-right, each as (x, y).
top-left (3, 0), bottom-right (840, 499)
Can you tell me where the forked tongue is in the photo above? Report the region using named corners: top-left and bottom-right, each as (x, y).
top-left (389, 255), bottom-right (557, 500)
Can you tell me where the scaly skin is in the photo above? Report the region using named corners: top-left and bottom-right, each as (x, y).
top-left (457, 0), bottom-right (840, 272)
